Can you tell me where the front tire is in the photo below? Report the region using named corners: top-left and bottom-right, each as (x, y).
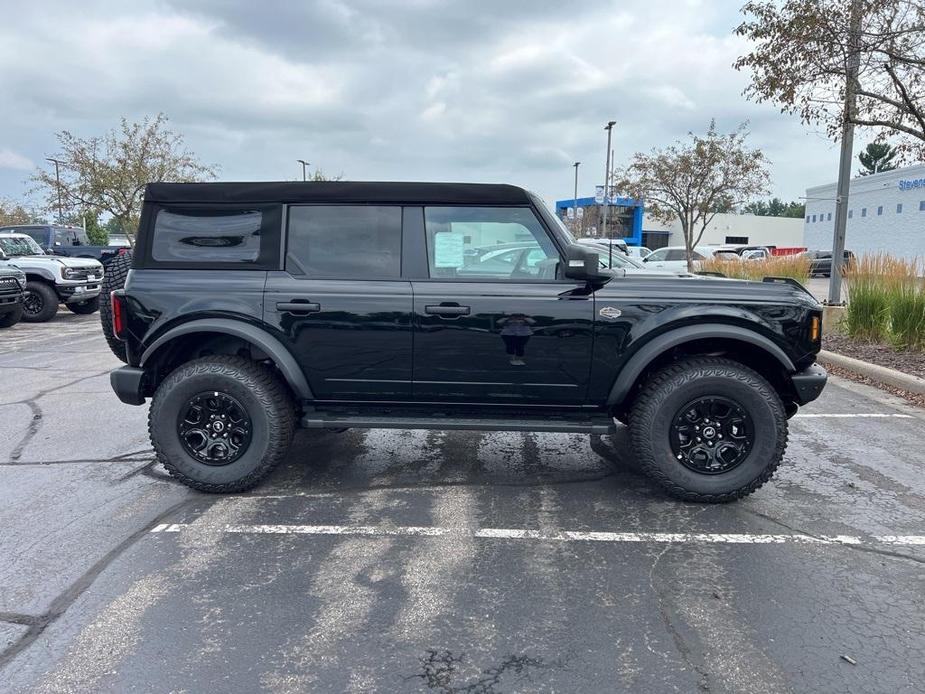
top-left (149, 356), bottom-right (296, 493)
top-left (629, 357), bottom-right (787, 503)
top-left (21, 281), bottom-right (59, 322)
top-left (67, 296), bottom-right (100, 314)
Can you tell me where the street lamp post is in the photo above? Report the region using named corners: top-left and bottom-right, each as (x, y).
top-left (572, 162), bottom-right (580, 233)
top-left (297, 159), bottom-right (310, 182)
top-left (46, 157), bottom-right (65, 224)
top-left (602, 121), bottom-right (616, 267)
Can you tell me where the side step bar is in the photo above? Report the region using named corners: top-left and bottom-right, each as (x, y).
top-left (301, 414), bottom-right (616, 435)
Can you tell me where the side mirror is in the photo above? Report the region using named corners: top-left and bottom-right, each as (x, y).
top-left (563, 244), bottom-right (610, 282)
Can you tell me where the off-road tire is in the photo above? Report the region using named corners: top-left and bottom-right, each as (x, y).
top-left (67, 296), bottom-right (100, 314)
top-left (0, 305), bottom-right (22, 328)
top-left (629, 357), bottom-right (787, 503)
top-left (149, 355), bottom-right (296, 493)
top-left (100, 251), bottom-right (132, 362)
top-left (21, 281), bottom-right (59, 322)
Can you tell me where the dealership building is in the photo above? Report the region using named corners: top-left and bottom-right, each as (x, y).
top-left (803, 163), bottom-right (925, 258)
top-left (555, 197), bottom-right (803, 250)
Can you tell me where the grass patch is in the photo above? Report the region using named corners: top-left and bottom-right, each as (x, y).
top-left (699, 254), bottom-right (810, 283)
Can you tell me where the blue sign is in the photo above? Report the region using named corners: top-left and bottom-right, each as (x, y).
top-left (898, 178), bottom-right (925, 191)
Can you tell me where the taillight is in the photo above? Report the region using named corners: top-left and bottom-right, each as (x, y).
top-left (111, 293), bottom-right (125, 340)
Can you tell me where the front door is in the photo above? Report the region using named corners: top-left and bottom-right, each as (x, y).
top-left (409, 205), bottom-right (594, 406)
top-left (264, 204), bottom-right (412, 401)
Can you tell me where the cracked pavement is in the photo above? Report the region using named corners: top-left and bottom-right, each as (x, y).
top-left (1, 313), bottom-right (924, 693)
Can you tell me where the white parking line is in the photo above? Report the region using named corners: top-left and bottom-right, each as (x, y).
top-left (793, 413), bottom-right (913, 418)
top-left (148, 523), bottom-right (925, 546)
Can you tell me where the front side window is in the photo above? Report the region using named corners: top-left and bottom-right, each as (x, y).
top-left (286, 205), bottom-right (402, 279)
top-left (54, 227), bottom-right (90, 246)
top-left (424, 207), bottom-right (558, 280)
top-left (152, 208), bottom-right (264, 263)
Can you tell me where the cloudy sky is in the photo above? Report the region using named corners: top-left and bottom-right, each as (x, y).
top-left (0, 0), bottom-right (850, 212)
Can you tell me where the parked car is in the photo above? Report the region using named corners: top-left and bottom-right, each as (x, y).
top-left (0, 233), bottom-right (104, 322)
top-left (0, 261), bottom-right (26, 328)
top-left (576, 237), bottom-right (629, 255)
top-left (641, 245), bottom-right (717, 271)
top-left (805, 250), bottom-right (856, 277)
top-left (580, 242), bottom-right (686, 276)
top-left (625, 246), bottom-right (652, 261)
top-left (107, 181), bottom-right (826, 502)
top-left (0, 224), bottom-right (124, 267)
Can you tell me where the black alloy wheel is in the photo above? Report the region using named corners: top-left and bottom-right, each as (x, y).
top-left (177, 391), bottom-right (253, 465)
top-left (669, 396), bottom-right (754, 475)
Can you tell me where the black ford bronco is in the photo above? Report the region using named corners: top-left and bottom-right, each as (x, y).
top-left (106, 182), bottom-right (826, 501)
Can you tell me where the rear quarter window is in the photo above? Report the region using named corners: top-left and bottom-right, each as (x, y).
top-left (145, 205), bottom-right (281, 268)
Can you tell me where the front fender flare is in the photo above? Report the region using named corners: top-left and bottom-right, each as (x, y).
top-left (606, 323), bottom-right (795, 406)
top-left (140, 318), bottom-right (313, 401)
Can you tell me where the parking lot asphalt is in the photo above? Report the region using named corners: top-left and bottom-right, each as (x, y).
top-left (1, 314), bottom-right (924, 693)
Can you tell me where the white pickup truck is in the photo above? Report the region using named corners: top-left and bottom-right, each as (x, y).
top-left (0, 233), bottom-right (104, 322)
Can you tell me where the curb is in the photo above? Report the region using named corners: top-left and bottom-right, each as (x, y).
top-left (818, 350), bottom-right (925, 397)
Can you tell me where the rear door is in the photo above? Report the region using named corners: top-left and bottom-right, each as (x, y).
top-left (408, 205), bottom-right (594, 406)
top-left (263, 204), bottom-right (413, 401)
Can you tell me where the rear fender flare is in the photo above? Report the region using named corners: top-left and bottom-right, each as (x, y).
top-left (607, 323), bottom-right (795, 406)
top-left (140, 318), bottom-right (313, 400)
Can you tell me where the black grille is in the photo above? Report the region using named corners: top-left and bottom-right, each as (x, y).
top-left (0, 277), bottom-right (20, 294)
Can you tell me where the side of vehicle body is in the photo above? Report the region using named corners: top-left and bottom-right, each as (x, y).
top-left (0, 224), bottom-right (123, 267)
top-left (805, 250), bottom-right (856, 277)
top-left (0, 233), bottom-right (104, 321)
top-left (625, 246), bottom-right (652, 261)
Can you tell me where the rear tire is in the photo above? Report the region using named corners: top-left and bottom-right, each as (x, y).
top-left (67, 296), bottom-right (100, 314)
top-left (100, 251), bottom-right (132, 362)
top-left (21, 281), bottom-right (59, 322)
top-left (0, 305), bottom-right (22, 328)
top-left (149, 356), bottom-right (296, 493)
top-left (629, 357), bottom-right (787, 503)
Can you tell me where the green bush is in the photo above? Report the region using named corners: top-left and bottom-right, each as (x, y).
top-left (844, 254), bottom-right (925, 349)
top-left (888, 278), bottom-right (925, 350)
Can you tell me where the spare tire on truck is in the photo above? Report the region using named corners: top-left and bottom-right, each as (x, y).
top-left (100, 250), bottom-right (132, 363)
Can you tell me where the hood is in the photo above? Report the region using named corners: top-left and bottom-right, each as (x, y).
top-left (598, 272), bottom-right (820, 309)
top-left (45, 255), bottom-right (103, 269)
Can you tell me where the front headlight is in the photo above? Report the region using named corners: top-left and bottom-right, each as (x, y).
top-left (62, 267), bottom-right (82, 280)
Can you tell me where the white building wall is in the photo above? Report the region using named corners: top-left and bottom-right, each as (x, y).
top-left (643, 213), bottom-right (804, 248)
top-left (803, 163), bottom-right (925, 259)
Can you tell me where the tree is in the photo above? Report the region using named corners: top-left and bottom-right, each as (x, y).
top-left (33, 114), bottom-right (216, 240)
top-left (0, 199), bottom-right (34, 226)
top-left (743, 197), bottom-right (806, 217)
top-left (735, 1), bottom-right (925, 159)
top-left (614, 121), bottom-right (771, 270)
top-left (858, 141), bottom-right (899, 174)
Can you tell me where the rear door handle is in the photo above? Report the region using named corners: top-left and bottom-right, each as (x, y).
top-left (276, 301), bottom-right (321, 315)
top-left (425, 304), bottom-right (470, 317)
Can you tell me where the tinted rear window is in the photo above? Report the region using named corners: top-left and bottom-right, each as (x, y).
top-left (286, 205), bottom-right (402, 279)
top-left (149, 206), bottom-right (280, 266)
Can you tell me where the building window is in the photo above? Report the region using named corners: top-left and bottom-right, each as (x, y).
top-left (897, 203), bottom-right (903, 213)
top-left (877, 206), bottom-right (883, 216)
top-left (827, 212), bottom-right (832, 221)
top-left (725, 236), bottom-right (748, 244)
top-left (811, 214), bottom-right (816, 222)
top-left (805, 215), bottom-right (810, 222)
top-left (861, 208), bottom-right (867, 217)
top-left (848, 209), bottom-right (853, 218)
top-left (920, 200), bottom-right (925, 211)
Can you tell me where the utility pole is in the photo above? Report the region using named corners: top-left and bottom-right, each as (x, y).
top-left (46, 157), bottom-right (65, 224)
top-left (297, 159), bottom-right (310, 182)
top-left (602, 121), bottom-right (616, 267)
top-left (827, 0), bottom-right (862, 306)
top-left (572, 162), bottom-right (580, 233)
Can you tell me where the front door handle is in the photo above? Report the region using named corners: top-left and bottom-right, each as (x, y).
top-left (277, 301), bottom-right (321, 315)
top-left (425, 304), bottom-right (471, 317)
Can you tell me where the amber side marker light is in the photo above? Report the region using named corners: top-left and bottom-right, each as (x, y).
top-left (809, 315), bottom-right (821, 342)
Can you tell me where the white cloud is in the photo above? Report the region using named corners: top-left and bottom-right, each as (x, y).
top-left (0, 149), bottom-right (33, 171)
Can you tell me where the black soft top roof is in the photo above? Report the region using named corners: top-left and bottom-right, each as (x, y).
top-left (144, 181), bottom-right (534, 206)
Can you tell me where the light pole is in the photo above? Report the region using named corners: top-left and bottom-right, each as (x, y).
top-left (572, 162), bottom-right (580, 233)
top-left (602, 121), bottom-right (616, 266)
top-left (46, 157), bottom-right (65, 224)
top-left (828, 0), bottom-right (862, 306)
top-left (297, 159), bottom-right (310, 182)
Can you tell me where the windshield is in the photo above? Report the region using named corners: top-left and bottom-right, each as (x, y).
top-left (0, 236), bottom-right (45, 256)
top-left (529, 193), bottom-right (576, 244)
